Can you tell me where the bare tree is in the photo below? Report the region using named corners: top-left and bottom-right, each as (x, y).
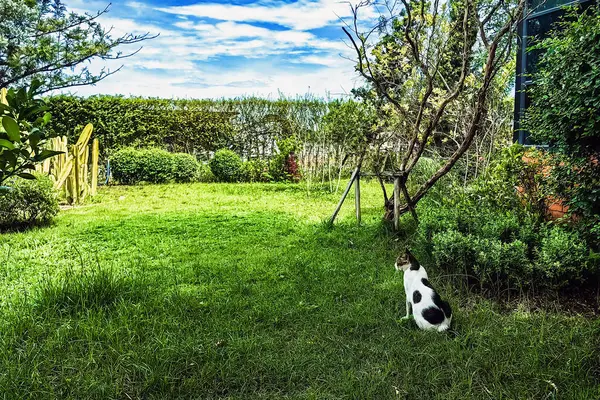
top-left (343, 0), bottom-right (525, 223)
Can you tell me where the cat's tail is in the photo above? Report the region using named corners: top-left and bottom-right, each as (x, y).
top-left (439, 300), bottom-right (452, 319)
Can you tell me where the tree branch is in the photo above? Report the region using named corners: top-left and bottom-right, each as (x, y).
top-left (397, 0), bottom-right (526, 213)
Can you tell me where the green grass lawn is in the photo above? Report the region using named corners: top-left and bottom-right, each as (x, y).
top-left (1, 182), bottom-right (598, 399)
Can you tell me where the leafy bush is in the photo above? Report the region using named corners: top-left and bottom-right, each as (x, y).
top-left (137, 149), bottom-right (174, 184)
top-left (430, 230), bottom-right (531, 286)
top-left (415, 196), bottom-right (597, 289)
top-left (268, 137), bottom-right (301, 182)
top-left (110, 148), bottom-right (139, 185)
top-left (0, 174), bottom-right (59, 230)
top-left (172, 153), bottom-right (199, 183)
top-left (525, 6), bottom-right (600, 247)
top-left (111, 148), bottom-right (202, 184)
top-left (197, 162), bottom-right (216, 183)
top-left (537, 226), bottom-right (597, 285)
top-left (1, 81), bottom-right (62, 186)
top-left (209, 149), bottom-right (242, 182)
top-left (406, 147), bottom-right (598, 289)
top-left (240, 159), bottom-right (269, 182)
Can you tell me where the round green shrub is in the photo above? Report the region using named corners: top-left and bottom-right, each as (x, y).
top-left (197, 162), bottom-right (216, 183)
top-left (537, 226), bottom-right (594, 284)
top-left (0, 174), bottom-right (59, 230)
top-left (111, 148), bottom-right (176, 184)
top-left (209, 149), bottom-right (242, 182)
top-left (172, 153), bottom-right (200, 183)
top-left (110, 147), bottom-right (139, 185)
top-left (137, 149), bottom-right (174, 184)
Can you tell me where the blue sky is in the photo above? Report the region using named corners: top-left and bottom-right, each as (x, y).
top-left (64, 0), bottom-right (379, 98)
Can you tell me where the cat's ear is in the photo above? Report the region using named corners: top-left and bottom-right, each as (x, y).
top-left (406, 250), bottom-right (420, 268)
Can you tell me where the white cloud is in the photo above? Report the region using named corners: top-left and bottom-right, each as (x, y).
top-left (67, 61), bottom-right (360, 99)
top-left (154, 0), bottom-right (377, 31)
top-left (58, 0), bottom-right (374, 98)
top-left (167, 20), bottom-right (346, 60)
top-left (293, 53), bottom-right (353, 68)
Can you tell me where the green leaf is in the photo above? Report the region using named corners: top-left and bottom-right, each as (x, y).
top-left (23, 105), bottom-right (45, 121)
top-left (28, 79), bottom-right (43, 97)
top-left (34, 149), bottom-right (63, 162)
top-left (16, 87), bottom-right (27, 105)
top-left (0, 103), bottom-right (12, 114)
top-left (4, 150), bottom-right (17, 168)
top-left (17, 172), bottom-right (36, 180)
top-left (28, 131), bottom-right (42, 149)
top-left (0, 139), bottom-right (15, 149)
top-left (0, 186), bottom-right (12, 193)
top-left (2, 116), bottom-right (20, 141)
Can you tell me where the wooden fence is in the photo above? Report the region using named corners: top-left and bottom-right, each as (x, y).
top-left (36, 124), bottom-right (99, 204)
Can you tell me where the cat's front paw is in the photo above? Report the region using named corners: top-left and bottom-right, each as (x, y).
top-left (400, 315), bottom-right (413, 322)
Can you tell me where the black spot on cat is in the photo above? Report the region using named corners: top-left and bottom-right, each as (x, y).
top-left (422, 307), bottom-right (445, 325)
top-left (432, 291), bottom-right (453, 318)
top-left (407, 251), bottom-right (421, 270)
top-left (421, 278), bottom-right (433, 290)
top-left (412, 290), bottom-right (422, 304)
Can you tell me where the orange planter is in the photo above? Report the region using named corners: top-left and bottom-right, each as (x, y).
top-left (519, 152), bottom-right (569, 220)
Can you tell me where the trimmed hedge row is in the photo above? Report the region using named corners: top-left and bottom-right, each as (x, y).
top-left (45, 96), bottom-right (329, 158)
top-left (411, 199), bottom-right (599, 289)
top-left (110, 147), bottom-right (299, 185)
top-left (111, 148), bottom-right (211, 184)
top-left (47, 96), bottom-right (236, 157)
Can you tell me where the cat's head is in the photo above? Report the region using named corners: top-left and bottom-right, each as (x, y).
top-left (395, 250), bottom-right (420, 271)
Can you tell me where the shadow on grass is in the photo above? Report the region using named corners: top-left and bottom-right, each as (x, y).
top-left (0, 219), bottom-right (57, 234)
top-left (32, 264), bottom-right (150, 317)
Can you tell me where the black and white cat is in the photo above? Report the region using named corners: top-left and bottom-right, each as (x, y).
top-left (395, 250), bottom-right (452, 332)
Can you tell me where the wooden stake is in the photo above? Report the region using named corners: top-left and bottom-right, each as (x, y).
top-left (91, 139), bottom-right (99, 196)
top-left (73, 145), bottom-right (80, 204)
top-left (394, 176), bottom-right (400, 231)
top-left (329, 167), bottom-right (359, 225)
top-left (355, 172), bottom-right (361, 224)
top-left (328, 150), bottom-right (366, 226)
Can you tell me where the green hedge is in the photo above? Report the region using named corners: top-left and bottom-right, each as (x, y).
top-left (209, 149), bottom-right (243, 182)
top-left (416, 203), bottom-right (599, 288)
top-left (111, 148), bottom-right (200, 184)
top-left (45, 96), bottom-right (329, 158)
top-left (172, 153), bottom-right (201, 183)
top-left (46, 96), bottom-right (236, 157)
